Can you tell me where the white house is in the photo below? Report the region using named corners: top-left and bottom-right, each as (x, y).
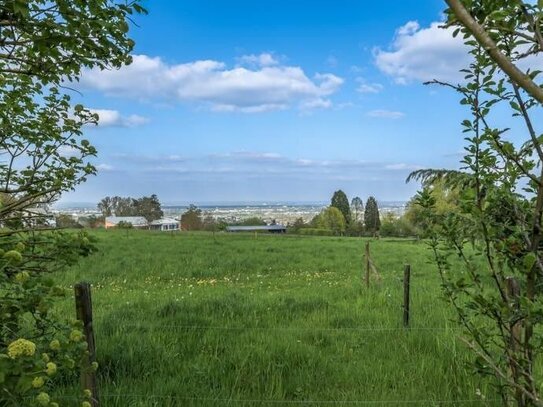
top-left (149, 217), bottom-right (180, 231)
top-left (105, 216), bottom-right (148, 229)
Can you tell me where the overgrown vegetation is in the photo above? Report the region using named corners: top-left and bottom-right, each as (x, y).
top-left (408, 0), bottom-right (543, 405)
top-left (54, 231), bottom-right (498, 406)
top-left (0, 1), bottom-right (144, 405)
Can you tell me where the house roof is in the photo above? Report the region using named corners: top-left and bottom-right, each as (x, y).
top-left (105, 216), bottom-right (148, 226)
top-left (150, 218), bottom-right (179, 226)
top-left (226, 225), bottom-right (286, 231)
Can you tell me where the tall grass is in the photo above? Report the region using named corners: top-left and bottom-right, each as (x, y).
top-left (54, 230), bottom-right (498, 406)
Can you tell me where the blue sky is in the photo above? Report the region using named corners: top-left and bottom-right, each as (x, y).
top-left (62, 0), bottom-right (481, 205)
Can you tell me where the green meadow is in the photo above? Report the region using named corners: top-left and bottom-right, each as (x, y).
top-left (53, 230), bottom-right (498, 406)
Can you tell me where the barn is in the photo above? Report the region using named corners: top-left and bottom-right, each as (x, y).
top-left (226, 225), bottom-right (287, 233)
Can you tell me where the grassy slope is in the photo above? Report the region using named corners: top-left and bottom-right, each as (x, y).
top-left (54, 230), bottom-right (498, 406)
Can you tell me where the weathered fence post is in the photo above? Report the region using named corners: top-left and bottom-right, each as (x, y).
top-left (506, 277), bottom-right (523, 406)
top-left (365, 242), bottom-right (370, 288)
top-left (75, 282), bottom-right (99, 406)
top-left (403, 265), bottom-right (411, 328)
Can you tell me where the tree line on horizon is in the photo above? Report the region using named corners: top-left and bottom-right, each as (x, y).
top-left (83, 189), bottom-right (452, 238)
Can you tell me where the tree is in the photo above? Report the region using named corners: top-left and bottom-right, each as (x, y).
top-left (234, 217), bottom-right (267, 226)
top-left (406, 1), bottom-right (543, 404)
top-left (404, 179), bottom-right (460, 237)
top-left (350, 197), bottom-right (364, 223)
top-left (97, 196), bottom-right (114, 217)
top-left (331, 190), bottom-right (351, 224)
top-left (290, 217), bottom-right (307, 233)
top-left (135, 194), bottom-right (163, 222)
top-left (55, 214), bottom-right (83, 229)
top-left (364, 197), bottom-right (380, 235)
top-left (181, 205), bottom-right (203, 231)
top-left (313, 207), bottom-right (346, 235)
top-left (0, 1), bottom-right (144, 405)
top-left (98, 195), bottom-right (163, 221)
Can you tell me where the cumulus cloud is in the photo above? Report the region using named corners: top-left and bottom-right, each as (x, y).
top-left (367, 109), bottom-right (405, 119)
top-left (78, 54), bottom-right (344, 112)
top-left (89, 109), bottom-right (149, 128)
top-left (237, 52), bottom-right (279, 67)
top-left (375, 20), bottom-right (543, 84)
top-left (375, 21), bottom-right (469, 84)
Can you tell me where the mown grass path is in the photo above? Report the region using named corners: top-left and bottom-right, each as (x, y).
top-left (55, 231), bottom-right (497, 406)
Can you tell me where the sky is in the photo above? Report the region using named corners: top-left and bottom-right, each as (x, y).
top-left (61, 0), bottom-right (490, 205)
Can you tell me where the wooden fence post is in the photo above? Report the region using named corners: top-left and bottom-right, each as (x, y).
top-left (403, 265), bottom-right (411, 328)
top-left (75, 282), bottom-right (99, 406)
top-left (365, 242), bottom-right (370, 288)
top-left (506, 277), bottom-right (523, 405)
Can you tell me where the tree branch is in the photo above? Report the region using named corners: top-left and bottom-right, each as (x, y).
top-left (445, 0), bottom-right (543, 104)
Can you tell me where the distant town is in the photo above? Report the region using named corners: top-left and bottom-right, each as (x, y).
top-left (53, 201), bottom-right (408, 226)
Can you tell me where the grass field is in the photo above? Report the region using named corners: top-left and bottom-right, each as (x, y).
top-left (53, 230), bottom-right (499, 406)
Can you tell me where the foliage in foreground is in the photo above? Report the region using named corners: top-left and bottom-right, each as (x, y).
top-left (411, 0), bottom-right (543, 405)
top-left (0, 0), bottom-right (144, 405)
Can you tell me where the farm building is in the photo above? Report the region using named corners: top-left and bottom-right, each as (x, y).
top-left (226, 225), bottom-right (287, 233)
top-left (149, 217), bottom-right (180, 231)
top-left (105, 216), bottom-right (148, 229)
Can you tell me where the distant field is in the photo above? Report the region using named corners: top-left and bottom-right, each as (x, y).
top-left (53, 230), bottom-right (498, 406)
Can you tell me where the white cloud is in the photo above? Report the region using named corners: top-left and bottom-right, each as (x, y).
top-left (385, 163), bottom-right (422, 171)
top-left (375, 21), bottom-right (469, 84)
top-left (78, 54), bottom-right (344, 113)
top-left (356, 78), bottom-right (383, 94)
top-left (96, 163), bottom-right (114, 171)
top-left (367, 109), bottom-right (405, 119)
top-left (89, 109), bottom-right (149, 128)
top-left (300, 98), bottom-right (332, 110)
top-left (375, 20), bottom-right (543, 84)
top-left (237, 53), bottom-right (279, 67)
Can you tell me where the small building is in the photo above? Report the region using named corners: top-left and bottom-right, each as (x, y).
top-left (105, 216), bottom-right (148, 229)
top-left (149, 217), bottom-right (180, 231)
top-left (226, 225), bottom-right (287, 233)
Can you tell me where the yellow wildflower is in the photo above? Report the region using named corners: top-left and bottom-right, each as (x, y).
top-left (91, 362), bottom-right (98, 371)
top-left (83, 389), bottom-right (92, 398)
top-left (35, 392), bottom-right (50, 406)
top-left (14, 271), bottom-right (30, 283)
top-left (3, 250), bottom-right (22, 264)
top-left (32, 376), bottom-right (45, 388)
top-left (70, 330), bottom-right (83, 342)
top-left (41, 353), bottom-right (49, 362)
top-left (7, 338), bottom-right (36, 359)
top-left (45, 362), bottom-right (57, 376)
top-left (82, 402), bottom-right (91, 407)
top-left (49, 339), bottom-right (61, 351)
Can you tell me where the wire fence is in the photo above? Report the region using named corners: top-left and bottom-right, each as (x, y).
top-left (113, 324), bottom-right (463, 333)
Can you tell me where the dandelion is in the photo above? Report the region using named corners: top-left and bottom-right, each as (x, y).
top-left (83, 389), bottom-right (92, 398)
top-left (7, 338), bottom-right (36, 359)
